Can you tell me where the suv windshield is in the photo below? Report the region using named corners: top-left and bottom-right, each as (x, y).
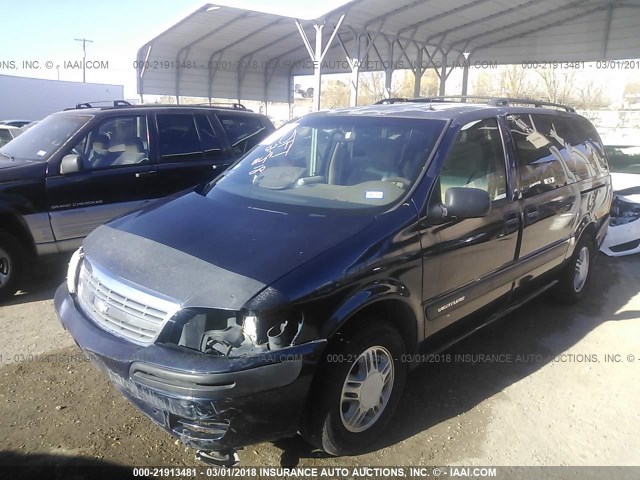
top-left (0, 113), bottom-right (92, 161)
top-left (209, 116), bottom-right (445, 210)
top-left (606, 145), bottom-right (640, 175)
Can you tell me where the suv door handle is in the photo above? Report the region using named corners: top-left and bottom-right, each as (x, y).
top-left (135, 170), bottom-right (158, 179)
top-left (503, 211), bottom-right (519, 235)
top-left (524, 205), bottom-right (539, 225)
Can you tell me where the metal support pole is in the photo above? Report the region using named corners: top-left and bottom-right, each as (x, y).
top-left (461, 63), bottom-right (469, 98)
top-left (438, 52), bottom-right (447, 96)
top-left (384, 69), bottom-right (393, 99)
top-left (336, 33), bottom-right (361, 107)
top-left (413, 48), bottom-right (423, 97)
top-left (313, 23), bottom-right (324, 112)
top-left (296, 14), bottom-right (345, 112)
top-left (350, 61), bottom-right (360, 106)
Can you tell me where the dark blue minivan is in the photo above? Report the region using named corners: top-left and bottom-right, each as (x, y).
top-left (55, 98), bottom-right (611, 465)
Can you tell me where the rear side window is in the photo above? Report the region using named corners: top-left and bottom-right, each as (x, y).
top-left (194, 114), bottom-right (223, 160)
top-left (507, 114), bottom-right (570, 198)
top-left (217, 114), bottom-right (268, 156)
top-left (157, 114), bottom-right (202, 161)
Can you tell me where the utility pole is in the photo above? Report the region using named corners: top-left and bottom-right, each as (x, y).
top-left (74, 37), bottom-right (93, 83)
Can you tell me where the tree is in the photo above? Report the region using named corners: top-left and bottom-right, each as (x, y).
top-left (573, 79), bottom-right (608, 110)
top-left (537, 69), bottom-right (576, 105)
top-left (473, 65), bottom-right (537, 98)
top-left (320, 79), bottom-right (350, 109)
top-left (358, 72), bottom-right (387, 104)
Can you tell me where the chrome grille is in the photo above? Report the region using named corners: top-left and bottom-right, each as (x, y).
top-left (77, 260), bottom-right (179, 345)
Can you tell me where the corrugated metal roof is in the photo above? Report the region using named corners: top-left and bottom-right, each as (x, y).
top-left (137, 1), bottom-right (640, 102)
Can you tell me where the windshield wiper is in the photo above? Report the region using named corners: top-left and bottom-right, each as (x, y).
top-left (1, 152), bottom-right (14, 161)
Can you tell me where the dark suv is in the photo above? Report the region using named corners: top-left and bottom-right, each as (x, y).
top-left (0, 102), bottom-right (274, 300)
top-left (55, 98), bottom-right (611, 464)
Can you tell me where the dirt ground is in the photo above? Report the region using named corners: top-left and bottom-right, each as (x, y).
top-left (0, 253), bottom-right (639, 470)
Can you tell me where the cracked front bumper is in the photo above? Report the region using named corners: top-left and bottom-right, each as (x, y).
top-left (54, 285), bottom-right (326, 450)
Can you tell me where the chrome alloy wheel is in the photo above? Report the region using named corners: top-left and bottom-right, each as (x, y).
top-left (573, 245), bottom-right (590, 293)
top-left (339, 346), bottom-right (394, 433)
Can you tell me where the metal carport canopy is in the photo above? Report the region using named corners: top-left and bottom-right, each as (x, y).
top-left (136, 0), bottom-right (640, 109)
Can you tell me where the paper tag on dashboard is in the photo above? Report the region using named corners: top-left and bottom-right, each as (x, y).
top-left (526, 132), bottom-right (550, 149)
top-left (365, 191), bottom-right (384, 199)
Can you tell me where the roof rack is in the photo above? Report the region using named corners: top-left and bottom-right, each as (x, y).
top-left (194, 102), bottom-right (248, 110)
top-left (374, 97), bottom-right (412, 105)
top-left (65, 100), bottom-right (133, 110)
top-left (374, 95), bottom-right (575, 112)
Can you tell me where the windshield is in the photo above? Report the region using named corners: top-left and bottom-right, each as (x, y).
top-left (0, 113), bottom-right (92, 161)
top-left (208, 116), bottom-right (445, 211)
top-left (606, 146), bottom-right (640, 175)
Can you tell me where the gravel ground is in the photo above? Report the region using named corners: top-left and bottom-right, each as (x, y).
top-left (0, 253), bottom-right (639, 471)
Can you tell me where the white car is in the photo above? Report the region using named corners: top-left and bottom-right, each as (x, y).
top-left (0, 125), bottom-right (20, 148)
top-left (601, 145), bottom-right (640, 256)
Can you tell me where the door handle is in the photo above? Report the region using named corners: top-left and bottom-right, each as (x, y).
top-left (135, 170), bottom-right (158, 179)
top-left (503, 211), bottom-right (519, 235)
top-left (524, 205), bottom-right (539, 225)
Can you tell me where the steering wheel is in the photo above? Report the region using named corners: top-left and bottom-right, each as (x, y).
top-left (72, 145), bottom-right (84, 156)
top-left (383, 176), bottom-right (411, 189)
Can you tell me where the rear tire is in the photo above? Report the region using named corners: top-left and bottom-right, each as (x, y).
top-left (0, 232), bottom-right (26, 302)
top-left (304, 319), bottom-right (407, 456)
top-left (553, 235), bottom-right (594, 305)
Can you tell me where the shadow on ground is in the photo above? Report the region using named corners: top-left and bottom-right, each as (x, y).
top-left (4, 254), bottom-right (71, 306)
top-left (275, 254), bottom-right (640, 466)
top-left (0, 451), bottom-right (142, 479)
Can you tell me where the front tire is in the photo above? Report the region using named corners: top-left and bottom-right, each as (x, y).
top-left (553, 235), bottom-right (594, 304)
top-left (0, 232), bottom-right (26, 302)
top-left (305, 319), bottom-right (407, 456)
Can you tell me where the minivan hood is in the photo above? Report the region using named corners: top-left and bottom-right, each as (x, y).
top-left (82, 191), bottom-right (375, 310)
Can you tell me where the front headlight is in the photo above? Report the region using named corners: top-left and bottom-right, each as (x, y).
top-left (160, 308), bottom-right (302, 356)
top-left (66, 247), bottom-right (84, 295)
top-left (242, 315), bottom-right (258, 343)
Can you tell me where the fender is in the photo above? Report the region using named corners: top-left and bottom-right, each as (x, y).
top-left (321, 278), bottom-right (423, 349)
top-left (0, 194), bottom-right (51, 256)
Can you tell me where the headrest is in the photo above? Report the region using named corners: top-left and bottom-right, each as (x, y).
top-left (92, 133), bottom-right (110, 151)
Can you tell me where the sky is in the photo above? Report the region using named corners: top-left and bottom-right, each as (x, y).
top-left (1, 1), bottom-right (637, 103)
top-left (0, 0), bottom-right (350, 97)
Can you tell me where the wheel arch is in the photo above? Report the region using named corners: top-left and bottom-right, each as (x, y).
top-left (0, 210), bottom-right (36, 257)
top-left (323, 282), bottom-right (422, 354)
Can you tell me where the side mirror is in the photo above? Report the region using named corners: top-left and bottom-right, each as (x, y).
top-left (430, 187), bottom-right (491, 222)
top-left (60, 154), bottom-right (82, 174)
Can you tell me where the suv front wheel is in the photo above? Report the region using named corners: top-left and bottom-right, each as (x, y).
top-left (306, 319), bottom-right (407, 456)
top-left (0, 232), bottom-right (25, 302)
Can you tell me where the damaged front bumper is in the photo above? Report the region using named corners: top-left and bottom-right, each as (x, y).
top-left (54, 285), bottom-right (327, 450)
top-left (601, 194), bottom-right (640, 256)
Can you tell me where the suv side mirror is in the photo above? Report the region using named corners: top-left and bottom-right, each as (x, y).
top-left (430, 187), bottom-right (491, 222)
top-left (60, 154), bottom-right (82, 174)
